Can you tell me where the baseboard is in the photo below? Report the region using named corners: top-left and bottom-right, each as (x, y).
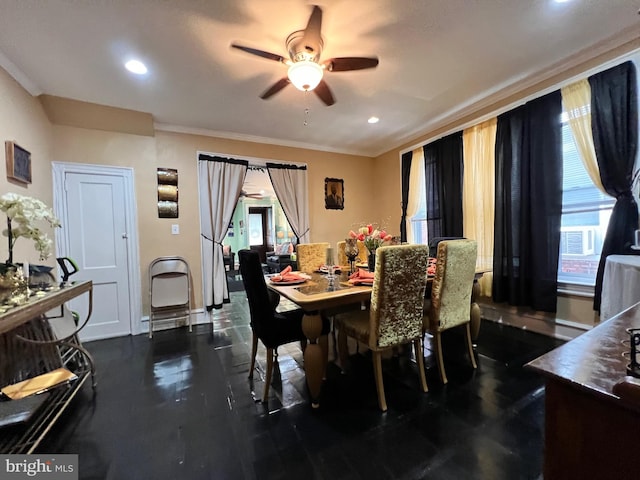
top-left (479, 300), bottom-right (590, 341)
top-left (141, 308), bottom-right (211, 335)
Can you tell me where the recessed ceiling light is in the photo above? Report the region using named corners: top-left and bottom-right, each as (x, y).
top-left (125, 59), bottom-right (148, 75)
top-left (554, 0), bottom-right (571, 3)
top-left (368, 116), bottom-right (379, 124)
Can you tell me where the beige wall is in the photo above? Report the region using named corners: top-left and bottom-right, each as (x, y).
top-left (46, 124), bottom-right (375, 315)
top-left (0, 66), bottom-right (378, 317)
top-left (0, 68), bottom-right (55, 267)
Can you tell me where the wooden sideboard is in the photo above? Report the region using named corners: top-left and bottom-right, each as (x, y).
top-left (527, 302), bottom-right (640, 480)
top-left (0, 281), bottom-right (95, 453)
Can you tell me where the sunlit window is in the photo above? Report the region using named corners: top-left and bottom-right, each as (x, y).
top-left (409, 152), bottom-right (428, 244)
top-left (558, 112), bottom-right (614, 285)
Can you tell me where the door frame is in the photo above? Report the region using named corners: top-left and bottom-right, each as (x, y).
top-left (52, 162), bottom-right (143, 336)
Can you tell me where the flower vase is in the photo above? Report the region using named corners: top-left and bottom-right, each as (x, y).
top-left (367, 250), bottom-right (376, 272)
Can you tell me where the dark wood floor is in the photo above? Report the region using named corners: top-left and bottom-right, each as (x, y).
top-left (39, 292), bottom-right (564, 479)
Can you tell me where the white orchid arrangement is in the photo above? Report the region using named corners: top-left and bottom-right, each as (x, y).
top-left (0, 193), bottom-right (61, 263)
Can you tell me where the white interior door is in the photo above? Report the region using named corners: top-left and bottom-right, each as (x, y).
top-left (62, 171), bottom-right (132, 340)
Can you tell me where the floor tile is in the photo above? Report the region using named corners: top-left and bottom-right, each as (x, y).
top-left (36, 292), bottom-right (564, 479)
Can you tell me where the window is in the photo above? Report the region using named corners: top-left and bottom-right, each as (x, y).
top-left (558, 114), bottom-right (614, 285)
top-left (411, 201), bottom-right (428, 244)
top-left (409, 151), bottom-right (428, 244)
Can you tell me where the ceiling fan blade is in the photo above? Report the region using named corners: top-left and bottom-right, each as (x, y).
top-left (313, 80), bottom-right (335, 106)
top-left (231, 43), bottom-right (286, 63)
top-left (300, 6), bottom-right (323, 56)
top-left (323, 57), bottom-right (379, 72)
top-left (260, 78), bottom-right (291, 99)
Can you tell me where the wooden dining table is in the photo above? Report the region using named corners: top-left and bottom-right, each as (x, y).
top-left (267, 266), bottom-right (490, 407)
top-left (267, 270), bottom-right (371, 407)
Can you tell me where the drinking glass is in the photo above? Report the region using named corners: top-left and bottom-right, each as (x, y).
top-left (344, 238), bottom-right (359, 274)
top-left (325, 247), bottom-right (336, 279)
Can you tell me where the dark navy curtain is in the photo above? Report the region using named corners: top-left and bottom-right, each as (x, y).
top-left (423, 131), bottom-right (463, 241)
top-left (590, 61), bottom-right (639, 312)
top-left (493, 91), bottom-right (563, 312)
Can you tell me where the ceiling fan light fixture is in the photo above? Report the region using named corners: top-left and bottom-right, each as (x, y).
top-left (287, 61), bottom-right (323, 91)
top-left (124, 59), bottom-right (148, 75)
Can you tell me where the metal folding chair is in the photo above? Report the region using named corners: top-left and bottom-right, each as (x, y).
top-left (148, 256), bottom-right (192, 338)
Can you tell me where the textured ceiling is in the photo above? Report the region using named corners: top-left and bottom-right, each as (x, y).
top-left (0, 0), bottom-right (638, 157)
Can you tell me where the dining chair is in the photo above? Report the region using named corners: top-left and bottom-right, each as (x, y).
top-left (148, 256), bottom-right (192, 339)
top-left (296, 242), bottom-right (330, 273)
top-left (423, 239), bottom-right (478, 384)
top-left (337, 239), bottom-right (368, 266)
top-left (333, 244), bottom-right (430, 412)
top-left (239, 249), bottom-right (329, 403)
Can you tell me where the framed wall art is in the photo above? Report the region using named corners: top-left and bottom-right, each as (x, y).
top-left (157, 167), bottom-right (178, 218)
top-left (324, 177), bottom-right (344, 210)
top-left (5, 141), bottom-right (32, 184)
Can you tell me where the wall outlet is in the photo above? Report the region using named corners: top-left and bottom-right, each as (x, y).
top-left (171, 224), bottom-right (179, 235)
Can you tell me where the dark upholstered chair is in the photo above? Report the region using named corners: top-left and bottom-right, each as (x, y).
top-left (265, 253), bottom-right (297, 273)
top-left (423, 239), bottom-right (478, 384)
top-left (238, 249), bottom-right (307, 402)
top-left (428, 236), bottom-right (465, 258)
top-left (223, 245), bottom-right (235, 273)
top-left (333, 244), bottom-right (430, 412)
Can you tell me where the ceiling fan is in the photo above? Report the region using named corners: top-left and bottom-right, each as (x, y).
top-left (240, 190), bottom-right (263, 199)
top-left (231, 5), bottom-right (379, 106)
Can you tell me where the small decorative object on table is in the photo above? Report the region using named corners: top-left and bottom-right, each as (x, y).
top-left (348, 223), bottom-right (392, 273)
top-left (0, 193), bottom-right (60, 295)
top-left (625, 327), bottom-right (640, 378)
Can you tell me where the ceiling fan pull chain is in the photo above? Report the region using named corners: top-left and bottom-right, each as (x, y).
top-left (303, 91), bottom-right (311, 126)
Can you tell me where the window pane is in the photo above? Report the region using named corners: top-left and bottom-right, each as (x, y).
top-left (559, 122), bottom-right (614, 285)
top-left (411, 218), bottom-right (428, 244)
top-left (248, 213), bottom-right (263, 246)
top-left (410, 162), bottom-right (427, 244)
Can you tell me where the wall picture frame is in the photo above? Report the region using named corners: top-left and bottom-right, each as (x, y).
top-left (157, 167), bottom-right (178, 218)
top-left (5, 141), bottom-right (32, 184)
top-left (324, 177), bottom-right (344, 210)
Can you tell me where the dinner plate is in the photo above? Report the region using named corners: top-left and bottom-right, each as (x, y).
top-left (269, 277), bottom-right (307, 285)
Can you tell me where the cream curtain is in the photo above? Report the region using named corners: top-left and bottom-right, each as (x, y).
top-left (198, 155), bottom-right (248, 310)
top-left (405, 148), bottom-right (425, 243)
top-left (462, 118), bottom-right (496, 296)
top-left (267, 163), bottom-right (310, 243)
top-left (561, 79), bottom-right (606, 193)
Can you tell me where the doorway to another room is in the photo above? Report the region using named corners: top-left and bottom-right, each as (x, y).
top-left (223, 167), bottom-right (297, 279)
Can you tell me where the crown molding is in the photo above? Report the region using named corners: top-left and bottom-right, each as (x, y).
top-left (0, 49), bottom-right (41, 96)
top-left (154, 123), bottom-right (372, 158)
top-left (390, 26), bottom-right (640, 158)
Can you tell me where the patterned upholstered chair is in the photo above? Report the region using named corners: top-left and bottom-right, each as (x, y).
top-left (296, 242), bottom-right (330, 274)
top-left (333, 244), bottom-right (430, 412)
top-left (423, 239), bottom-right (478, 384)
top-left (337, 239), bottom-right (368, 266)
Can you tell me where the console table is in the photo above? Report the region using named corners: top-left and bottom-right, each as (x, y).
top-left (0, 281), bottom-right (95, 453)
top-left (527, 301), bottom-right (640, 479)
